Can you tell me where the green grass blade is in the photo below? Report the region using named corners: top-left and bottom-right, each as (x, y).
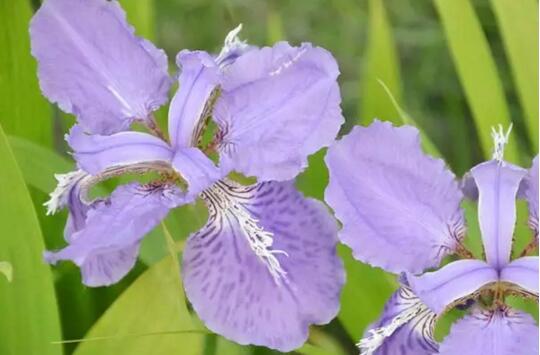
top-left (359, 0), bottom-right (402, 125)
top-left (0, 0), bottom-right (53, 146)
top-left (490, 0), bottom-right (539, 149)
top-left (0, 124), bottom-right (62, 355)
top-left (74, 257), bottom-right (204, 355)
top-left (434, 0), bottom-right (518, 161)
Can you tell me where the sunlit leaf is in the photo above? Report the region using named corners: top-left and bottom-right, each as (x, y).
top-left (0, 0), bottom-right (53, 146)
top-left (74, 257), bottom-right (204, 355)
top-left (490, 0), bottom-right (539, 149)
top-left (434, 0), bottom-right (518, 162)
top-left (0, 124), bottom-right (62, 355)
top-left (359, 0), bottom-right (402, 124)
top-left (0, 261), bottom-right (13, 282)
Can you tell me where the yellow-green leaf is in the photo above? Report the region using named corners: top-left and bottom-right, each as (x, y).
top-left (490, 0), bottom-right (539, 149)
top-left (359, 0), bottom-right (402, 124)
top-left (0, 124), bottom-right (62, 355)
top-left (74, 257), bottom-right (204, 355)
top-left (434, 0), bottom-right (518, 161)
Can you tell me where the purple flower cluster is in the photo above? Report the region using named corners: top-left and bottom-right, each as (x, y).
top-left (30, 0), bottom-right (538, 353)
top-left (326, 121), bottom-right (539, 354)
top-left (31, 0), bottom-right (345, 351)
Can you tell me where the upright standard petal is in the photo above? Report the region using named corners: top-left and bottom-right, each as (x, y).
top-left (522, 156), bottom-right (539, 237)
top-left (439, 307), bottom-right (539, 355)
top-left (470, 160), bottom-right (527, 269)
top-left (407, 260), bottom-right (498, 314)
top-left (214, 42), bottom-right (344, 181)
top-left (182, 180), bottom-right (344, 351)
top-left (168, 51), bottom-right (220, 148)
top-left (325, 121), bottom-right (465, 274)
top-left (359, 285), bottom-right (438, 355)
top-left (67, 126), bottom-right (173, 175)
top-left (30, 0), bottom-right (171, 134)
top-left (45, 183), bottom-right (180, 286)
top-left (500, 256), bottom-right (539, 296)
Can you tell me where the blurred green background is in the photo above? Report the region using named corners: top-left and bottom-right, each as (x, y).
top-left (0, 0), bottom-right (537, 354)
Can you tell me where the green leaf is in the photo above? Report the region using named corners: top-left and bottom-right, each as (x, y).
top-left (434, 0), bottom-right (518, 162)
top-left (119, 0), bottom-right (155, 40)
top-left (74, 257), bottom-right (204, 355)
top-left (0, 0), bottom-right (53, 146)
top-left (0, 124), bottom-right (62, 355)
top-left (8, 136), bottom-right (72, 193)
top-left (490, 0), bottom-right (539, 149)
top-left (359, 0), bottom-right (402, 125)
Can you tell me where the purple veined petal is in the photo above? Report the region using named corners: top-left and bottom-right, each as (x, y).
top-left (214, 42), bottom-right (344, 181)
top-left (67, 125), bottom-right (173, 175)
top-left (439, 306), bottom-right (539, 355)
top-left (168, 50), bottom-right (221, 148)
top-left (407, 259), bottom-right (498, 314)
top-left (45, 183), bottom-right (180, 287)
top-left (30, 0), bottom-right (171, 134)
top-left (522, 156), bottom-right (539, 237)
top-left (171, 147), bottom-right (223, 199)
top-left (325, 121), bottom-right (465, 274)
top-left (182, 180), bottom-right (344, 351)
top-left (359, 285), bottom-right (439, 355)
top-left (500, 256), bottom-right (539, 296)
top-left (470, 160), bottom-right (527, 269)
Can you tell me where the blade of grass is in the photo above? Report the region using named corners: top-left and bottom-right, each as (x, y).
top-left (434, 0), bottom-right (518, 162)
top-left (490, 0), bottom-right (539, 149)
top-left (0, 0), bottom-right (53, 146)
top-left (0, 124), bottom-right (62, 355)
top-left (359, 0), bottom-right (402, 125)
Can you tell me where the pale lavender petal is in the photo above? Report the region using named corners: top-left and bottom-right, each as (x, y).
top-left (30, 0), bottom-right (170, 134)
top-left (407, 259), bottom-right (498, 314)
top-left (500, 256), bottom-right (539, 296)
top-left (45, 183), bottom-right (179, 286)
top-left (439, 307), bottom-right (539, 355)
top-left (470, 160), bottom-right (527, 269)
top-left (214, 42), bottom-right (344, 181)
top-left (67, 125), bottom-right (172, 175)
top-left (171, 147), bottom-right (223, 199)
top-left (523, 156), bottom-right (539, 237)
top-left (182, 180), bottom-right (344, 351)
top-left (360, 285), bottom-right (438, 355)
top-left (325, 121), bottom-right (465, 274)
top-left (168, 50), bottom-right (220, 148)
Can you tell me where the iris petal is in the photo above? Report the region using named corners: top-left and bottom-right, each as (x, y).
top-left (439, 306), bottom-right (539, 355)
top-left (359, 285), bottom-right (438, 355)
top-left (45, 183), bottom-right (180, 286)
top-left (214, 42), bottom-right (344, 181)
top-left (408, 259), bottom-right (498, 314)
top-left (470, 160), bottom-right (527, 269)
top-left (500, 256), bottom-right (539, 297)
top-left (182, 180), bottom-right (344, 351)
top-left (325, 121), bottom-right (465, 274)
top-left (67, 125), bottom-right (173, 175)
top-left (30, 0), bottom-right (170, 134)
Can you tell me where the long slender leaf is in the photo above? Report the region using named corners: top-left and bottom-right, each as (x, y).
top-left (490, 0), bottom-right (539, 149)
top-left (359, 0), bottom-right (402, 124)
top-left (0, 0), bottom-right (52, 146)
top-left (74, 257), bottom-right (204, 355)
top-left (0, 124), bottom-right (62, 355)
top-left (434, 0), bottom-right (518, 161)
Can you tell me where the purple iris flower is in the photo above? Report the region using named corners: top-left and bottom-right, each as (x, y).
top-left (325, 121), bottom-right (539, 354)
top-left (30, 0), bottom-right (346, 350)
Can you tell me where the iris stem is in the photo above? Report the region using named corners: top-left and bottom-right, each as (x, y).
top-left (519, 237), bottom-right (538, 257)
